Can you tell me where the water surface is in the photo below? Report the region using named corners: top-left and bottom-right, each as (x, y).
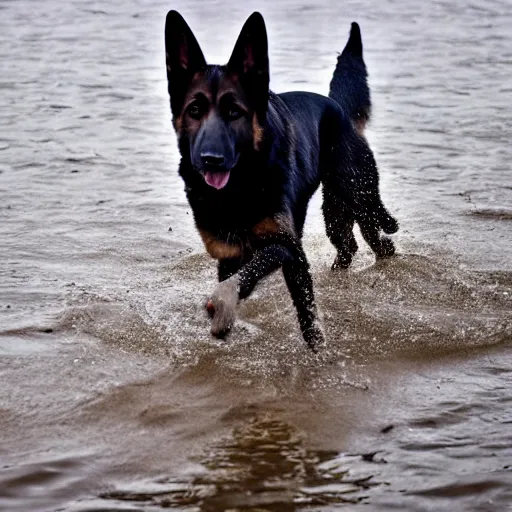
top-left (0, 0), bottom-right (511, 510)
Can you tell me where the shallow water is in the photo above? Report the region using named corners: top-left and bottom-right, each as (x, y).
top-left (0, 0), bottom-right (511, 510)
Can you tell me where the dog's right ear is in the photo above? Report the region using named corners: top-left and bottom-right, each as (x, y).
top-left (165, 11), bottom-right (207, 117)
top-left (227, 12), bottom-right (269, 117)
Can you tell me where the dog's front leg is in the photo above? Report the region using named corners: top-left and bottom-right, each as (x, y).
top-left (281, 252), bottom-right (324, 352)
top-left (207, 245), bottom-right (288, 338)
top-left (218, 258), bottom-right (243, 282)
top-left (207, 243), bottom-right (323, 351)
top-left (207, 276), bottom-right (239, 338)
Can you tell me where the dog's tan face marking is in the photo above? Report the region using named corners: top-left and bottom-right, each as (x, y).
top-left (182, 71), bottom-right (213, 111)
top-left (252, 113), bottom-right (264, 150)
top-left (354, 118), bottom-right (367, 137)
top-left (173, 115), bottom-right (183, 132)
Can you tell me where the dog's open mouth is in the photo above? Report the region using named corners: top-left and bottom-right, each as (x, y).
top-left (204, 171), bottom-right (230, 190)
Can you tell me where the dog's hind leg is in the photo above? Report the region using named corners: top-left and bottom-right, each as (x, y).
top-left (323, 115), bottom-right (398, 264)
top-left (356, 185), bottom-right (398, 258)
top-left (322, 183), bottom-right (358, 270)
top-left (357, 210), bottom-right (395, 259)
top-left (376, 203), bottom-right (399, 235)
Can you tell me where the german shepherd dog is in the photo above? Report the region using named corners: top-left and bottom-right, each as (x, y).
top-left (164, 11), bottom-right (398, 351)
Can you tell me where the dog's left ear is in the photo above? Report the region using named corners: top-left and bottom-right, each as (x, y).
top-left (165, 10), bottom-right (207, 117)
top-left (228, 12), bottom-right (269, 112)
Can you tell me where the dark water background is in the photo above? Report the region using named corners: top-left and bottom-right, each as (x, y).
top-left (0, 0), bottom-right (511, 510)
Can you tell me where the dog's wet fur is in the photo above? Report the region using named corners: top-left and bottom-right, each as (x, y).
top-left (164, 11), bottom-right (398, 350)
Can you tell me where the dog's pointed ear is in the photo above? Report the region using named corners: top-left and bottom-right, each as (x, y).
top-left (165, 11), bottom-right (206, 116)
top-left (228, 12), bottom-right (269, 107)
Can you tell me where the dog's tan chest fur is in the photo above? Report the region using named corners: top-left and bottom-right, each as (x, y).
top-left (198, 214), bottom-right (294, 260)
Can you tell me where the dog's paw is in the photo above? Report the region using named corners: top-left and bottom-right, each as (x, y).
top-left (205, 298), bottom-right (216, 318)
top-left (331, 253), bottom-right (352, 270)
top-left (381, 215), bottom-right (399, 235)
top-left (303, 323), bottom-right (325, 353)
top-left (207, 277), bottom-right (239, 338)
top-left (377, 236), bottom-right (395, 259)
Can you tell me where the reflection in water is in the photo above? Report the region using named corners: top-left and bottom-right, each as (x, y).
top-left (100, 416), bottom-right (381, 510)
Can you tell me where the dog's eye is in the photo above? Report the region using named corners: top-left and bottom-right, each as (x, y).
top-left (187, 103), bottom-right (204, 120)
top-left (227, 106), bottom-right (243, 121)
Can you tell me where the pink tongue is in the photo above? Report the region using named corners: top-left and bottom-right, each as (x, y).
top-left (204, 171), bottom-right (230, 190)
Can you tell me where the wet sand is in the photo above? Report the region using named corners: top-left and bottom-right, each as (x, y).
top-left (0, 0), bottom-right (511, 510)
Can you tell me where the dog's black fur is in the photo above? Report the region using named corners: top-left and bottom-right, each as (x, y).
top-left (164, 11), bottom-right (398, 350)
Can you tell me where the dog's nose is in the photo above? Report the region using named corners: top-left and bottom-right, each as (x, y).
top-left (201, 154), bottom-right (225, 167)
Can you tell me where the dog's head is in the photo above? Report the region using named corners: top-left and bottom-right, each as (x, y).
top-left (165, 11), bottom-right (269, 190)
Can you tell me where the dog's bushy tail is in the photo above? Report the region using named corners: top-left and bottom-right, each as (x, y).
top-left (328, 22), bottom-right (371, 135)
